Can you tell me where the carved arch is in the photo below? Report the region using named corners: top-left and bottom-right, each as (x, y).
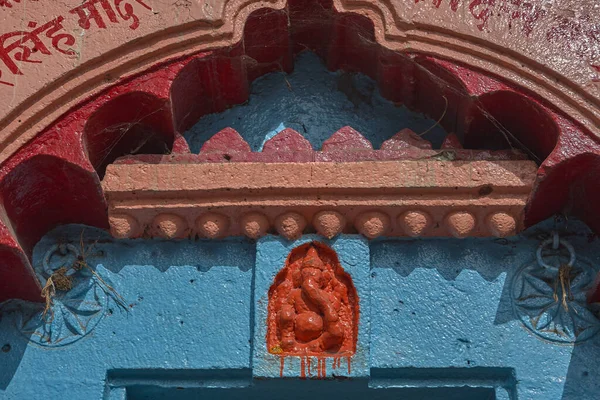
top-left (1, 0), bottom-right (598, 163)
top-left (0, 0), bottom-right (598, 304)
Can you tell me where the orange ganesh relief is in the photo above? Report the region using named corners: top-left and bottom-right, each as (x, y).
top-left (267, 242), bottom-right (359, 377)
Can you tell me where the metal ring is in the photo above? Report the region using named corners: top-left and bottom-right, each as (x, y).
top-left (536, 238), bottom-right (576, 270)
top-left (42, 243), bottom-right (79, 278)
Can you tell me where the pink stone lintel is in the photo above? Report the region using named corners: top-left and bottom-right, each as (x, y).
top-left (103, 159), bottom-right (536, 240)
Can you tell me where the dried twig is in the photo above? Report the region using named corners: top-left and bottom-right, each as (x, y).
top-left (417, 95), bottom-right (448, 137)
top-left (41, 277), bottom-right (56, 323)
top-left (75, 230), bottom-right (128, 310)
top-left (557, 264), bottom-right (573, 312)
top-left (94, 107), bottom-right (166, 171)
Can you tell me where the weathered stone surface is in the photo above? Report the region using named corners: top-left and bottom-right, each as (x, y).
top-left (1, 0), bottom-right (599, 165)
top-left (0, 0), bottom-right (598, 305)
top-left (102, 159), bottom-right (537, 238)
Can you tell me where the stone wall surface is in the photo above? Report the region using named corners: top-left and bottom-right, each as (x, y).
top-left (0, 220), bottom-right (598, 399)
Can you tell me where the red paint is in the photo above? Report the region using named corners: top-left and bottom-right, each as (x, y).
top-left (316, 357), bottom-right (327, 378)
top-left (197, 45), bottom-right (249, 114)
top-left (416, 0), bottom-right (460, 12)
top-left (170, 53), bottom-right (215, 134)
top-left (322, 127), bottom-right (373, 152)
top-left (0, 217), bottom-right (41, 303)
top-left (0, 0), bottom-right (21, 8)
top-left (381, 129), bottom-right (433, 151)
top-left (70, 0), bottom-right (150, 31)
top-left (300, 356), bottom-right (306, 379)
top-left (261, 129), bottom-right (315, 162)
top-left (441, 133), bottom-right (463, 149)
top-left (413, 57), bottom-right (471, 136)
top-left (288, 0), bottom-right (334, 58)
top-left (200, 127), bottom-right (252, 155)
top-left (0, 1), bottom-right (151, 83)
top-left (546, 15), bottom-right (600, 59)
top-left (328, 13), bottom-right (378, 79)
top-left (332, 357), bottom-right (341, 370)
top-left (279, 356), bottom-right (285, 378)
top-left (243, 7), bottom-right (293, 81)
top-left (414, 0), bottom-right (545, 35)
top-left (160, 125), bottom-right (524, 163)
top-left (525, 117), bottom-right (600, 231)
top-left (1, 155), bottom-right (108, 253)
top-left (267, 242), bottom-right (359, 357)
top-left (84, 91), bottom-right (175, 178)
top-left (426, 57), bottom-right (510, 96)
top-left (347, 356), bottom-right (352, 374)
top-left (463, 90), bottom-right (559, 160)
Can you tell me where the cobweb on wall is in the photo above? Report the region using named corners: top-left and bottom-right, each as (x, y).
top-left (90, 3), bottom-right (557, 173)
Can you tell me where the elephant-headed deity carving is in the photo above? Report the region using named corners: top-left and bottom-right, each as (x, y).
top-left (267, 242), bottom-right (358, 356)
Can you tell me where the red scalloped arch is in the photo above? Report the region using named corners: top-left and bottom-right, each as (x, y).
top-left (0, 0), bottom-right (599, 303)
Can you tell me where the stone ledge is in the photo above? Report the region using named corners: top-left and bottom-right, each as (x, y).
top-left (103, 160), bottom-right (536, 239)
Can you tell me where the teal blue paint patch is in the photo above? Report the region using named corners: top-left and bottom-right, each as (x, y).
top-left (370, 367), bottom-right (516, 399)
top-left (184, 52), bottom-right (448, 152)
top-left (111, 377), bottom-right (497, 400)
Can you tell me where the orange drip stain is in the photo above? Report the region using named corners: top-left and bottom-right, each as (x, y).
top-left (300, 356), bottom-right (306, 379)
top-left (307, 356), bottom-right (312, 377)
top-left (316, 358), bottom-right (321, 379)
top-left (279, 356), bottom-right (285, 378)
top-left (321, 357), bottom-right (326, 378)
top-left (332, 357), bottom-right (341, 370)
top-left (346, 356), bottom-right (351, 374)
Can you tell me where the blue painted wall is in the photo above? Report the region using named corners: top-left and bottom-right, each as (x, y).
top-left (369, 233), bottom-right (600, 400)
top-left (1, 220), bottom-right (600, 399)
top-left (1, 231), bottom-right (256, 400)
top-left (184, 52), bottom-right (448, 152)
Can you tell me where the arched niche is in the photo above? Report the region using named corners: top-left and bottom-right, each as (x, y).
top-left (83, 91), bottom-right (175, 178)
top-left (267, 242), bottom-right (359, 356)
top-left (464, 90), bottom-right (560, 161)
